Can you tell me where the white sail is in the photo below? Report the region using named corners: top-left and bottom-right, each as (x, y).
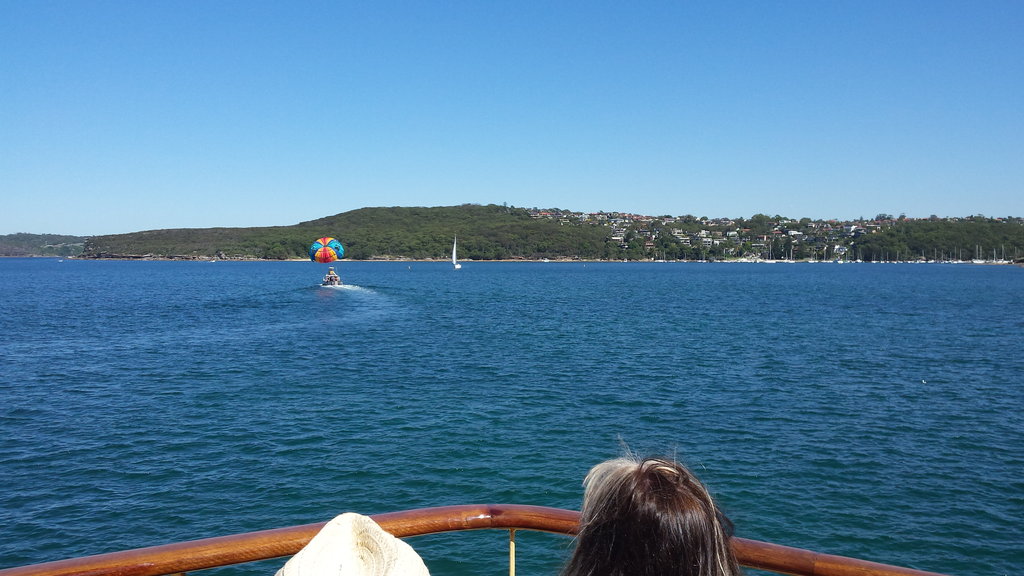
top-left (452, 236), bottom-right (462, 269)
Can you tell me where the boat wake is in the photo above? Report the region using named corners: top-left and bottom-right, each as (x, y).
top-left (320, 284), bottom-right (364, 291)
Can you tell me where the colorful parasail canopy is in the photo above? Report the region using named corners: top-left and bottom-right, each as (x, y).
top-left (309, 237), bottom-right (344, 263)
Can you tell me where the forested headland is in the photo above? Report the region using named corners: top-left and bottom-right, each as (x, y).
top-left (0, 233), bottom-right (86, 257)
top-left (8, 204), bottom-right (1023, 263)
top-left (80, 204), bottom-right (597, 260)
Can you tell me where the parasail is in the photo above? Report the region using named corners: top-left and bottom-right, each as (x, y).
top-left (309, 237), bottom-right (344, 263)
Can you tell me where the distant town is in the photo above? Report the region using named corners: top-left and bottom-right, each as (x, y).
top-left (521, 209), bottom-right (1023, 263)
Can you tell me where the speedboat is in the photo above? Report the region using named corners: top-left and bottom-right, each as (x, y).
top-left (321, 267), bottom-right (342, 286)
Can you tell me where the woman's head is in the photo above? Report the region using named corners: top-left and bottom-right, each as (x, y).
top-left (564, 456), bottom-right (741, 576)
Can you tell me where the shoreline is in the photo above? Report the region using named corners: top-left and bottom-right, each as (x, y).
top-left (37, 254), bottom-right (1015, 266)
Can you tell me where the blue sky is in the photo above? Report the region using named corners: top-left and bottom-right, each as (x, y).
top-left (2, 1), bottom-right (1022, 236)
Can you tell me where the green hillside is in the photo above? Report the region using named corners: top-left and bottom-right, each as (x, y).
top-left (0, 233), bottom-right (86, 257)
top-left (76, 205), bottom-right (1024, 262)
top-left (81, 204), bottom-right (611, 260)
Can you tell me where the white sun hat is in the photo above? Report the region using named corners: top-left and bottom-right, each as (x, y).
top-left (275, 513), bottom-right (429, 576)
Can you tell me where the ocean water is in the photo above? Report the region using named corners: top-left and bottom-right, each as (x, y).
top-left (1, 259), bottom-right (1021, 576)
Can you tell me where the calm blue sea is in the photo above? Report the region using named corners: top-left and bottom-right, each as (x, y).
top-left (1, 259), bottom-right (1021, 576)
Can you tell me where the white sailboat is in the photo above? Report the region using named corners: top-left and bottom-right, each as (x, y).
top-left (452, 236), bottom-right (462, 269)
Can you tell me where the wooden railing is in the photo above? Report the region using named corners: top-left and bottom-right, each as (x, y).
top-left (0, 504), bottom-right (948, 576)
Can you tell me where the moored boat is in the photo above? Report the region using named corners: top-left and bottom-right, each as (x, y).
top-left (0, 504), bottom-right (949, 576)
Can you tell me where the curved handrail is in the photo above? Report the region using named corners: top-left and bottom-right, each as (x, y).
top-left (0, 504), bottom-right (948, 576)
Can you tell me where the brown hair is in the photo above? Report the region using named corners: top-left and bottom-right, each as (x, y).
top-left (562, 456), bottom-right (742, 576)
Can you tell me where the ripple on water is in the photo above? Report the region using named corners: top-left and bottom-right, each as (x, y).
top-left (1, 261), bottom-right (1022, 575)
